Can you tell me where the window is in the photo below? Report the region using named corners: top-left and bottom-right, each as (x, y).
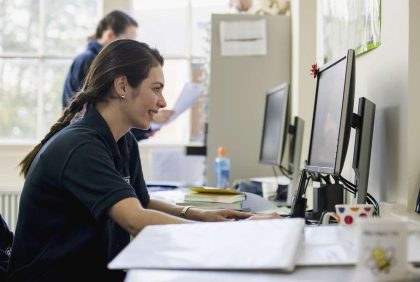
top-left (0, 0), bottom-right (100, 143)
top-left (133, 0), bottom-right (229, 144)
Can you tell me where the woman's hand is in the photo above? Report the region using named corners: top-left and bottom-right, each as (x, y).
top-left (191, 209), bottom-right (253, 222)
top-left (152, 109), bottom-right (174, 124)
top-left (187, 209), bottom-right (282, 222)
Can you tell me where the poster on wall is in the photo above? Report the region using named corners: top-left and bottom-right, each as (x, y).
top-left (320, 0), bottom-right (381, 63)
top-left (219, 20), bottom-right (267, 56)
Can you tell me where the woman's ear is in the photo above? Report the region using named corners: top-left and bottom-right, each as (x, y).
top-left (113, 76), bottom-right (127, 99)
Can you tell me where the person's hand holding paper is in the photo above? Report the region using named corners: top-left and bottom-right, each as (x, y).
top-left (152, 109), bottom-right (175, 124)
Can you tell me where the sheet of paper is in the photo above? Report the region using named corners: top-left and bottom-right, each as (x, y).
top-left (241, 192), bottom-right (277, 212)
top-left (220, 20), bottom-right (267, 56)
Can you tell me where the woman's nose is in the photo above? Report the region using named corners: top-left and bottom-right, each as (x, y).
top-left (157, 94), bottom-right (167, 108)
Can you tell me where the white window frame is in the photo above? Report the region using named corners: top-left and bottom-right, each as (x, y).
top-left (0, 0), bottom-right (102, 144)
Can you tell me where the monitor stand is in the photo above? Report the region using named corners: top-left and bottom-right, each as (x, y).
top-left (305, 183), bottom-right (344, 220)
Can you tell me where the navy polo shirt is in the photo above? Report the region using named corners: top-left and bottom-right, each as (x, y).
top-left (8, 106), bottom-right (150, 282)
top-left (62, 40), bottom-right (102, 108)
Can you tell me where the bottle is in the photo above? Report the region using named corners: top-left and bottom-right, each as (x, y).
top-left (214, 146), bottom-right (231, 188)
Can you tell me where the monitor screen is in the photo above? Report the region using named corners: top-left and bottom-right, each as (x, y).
top-left (259, 83), bottom-right (289, 166)
top-left (306, 49), bottom-right (355, 175)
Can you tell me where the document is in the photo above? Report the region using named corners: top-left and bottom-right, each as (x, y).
top-left (151, 82), bottom-right (204, 130)
top-left (109, 218), bottom-right (305, 271)
top-left (186, 186), bottom-right (241, 194)
top-left (220, 20), bottom-right (267, 56)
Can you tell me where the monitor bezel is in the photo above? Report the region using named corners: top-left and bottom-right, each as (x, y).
top-left (305, 49), bottom-right (355, 175)
top-left (259, 82), bottom-right (290, 166)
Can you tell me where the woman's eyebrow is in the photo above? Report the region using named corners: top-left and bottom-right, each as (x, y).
top-left (152, 82), bottom-right (164, 88)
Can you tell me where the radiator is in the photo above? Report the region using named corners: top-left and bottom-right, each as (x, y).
top-left (0, 191), bottom-right (21, 231)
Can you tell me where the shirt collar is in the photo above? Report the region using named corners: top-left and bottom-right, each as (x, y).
top-left (81, 105), bottom-right (123, 159)
top-left (87, 39), bottom-right (103, 55)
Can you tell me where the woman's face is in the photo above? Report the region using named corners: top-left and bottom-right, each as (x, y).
top-left (124, 66), bottom-right (166, 129)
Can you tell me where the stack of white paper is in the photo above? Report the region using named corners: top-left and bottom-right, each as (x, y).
top-left (109, 218), bottom-right (305, 272)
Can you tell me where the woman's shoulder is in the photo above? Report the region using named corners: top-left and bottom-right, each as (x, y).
top-left (45, 124), bottom-right (106, 155)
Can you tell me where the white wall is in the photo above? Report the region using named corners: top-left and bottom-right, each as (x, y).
top-left (292, 0), bottom-right (419, 215)
top-left (350, 0), bottom-right (409, 204)
top-left (291, 0), bottom-right (317, 169)
top-left (351, 0), bottom-right (417, 210)
top-left (407, 0), bottom-right (420, 212)
top-left (316, 0), bottom-right (419, 215)
top-left (103, 0), bottom-right (131, 14)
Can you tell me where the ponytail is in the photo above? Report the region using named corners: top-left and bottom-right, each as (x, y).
top-left (19, 92), bottom-right (91, 177)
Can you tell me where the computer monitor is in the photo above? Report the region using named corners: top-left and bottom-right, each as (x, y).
top-left (259, 83), bottom-right (290, 166)
top-left (259, 83), bottom-right (304, 205)
top-left (306, 49), bottom-right (355, 175)
top-left (304, 49), bottom-right (376, 207)
top-left (352, 97), bottom-right (375, 204)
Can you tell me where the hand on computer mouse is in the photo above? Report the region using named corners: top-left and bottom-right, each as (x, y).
top-left (245, 212), bottom-right (281, 221)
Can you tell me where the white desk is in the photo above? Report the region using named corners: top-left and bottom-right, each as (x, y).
top-left (125, 266), bottom-right (355, 282)
top-left (121, 189), bottom-right (420, 281)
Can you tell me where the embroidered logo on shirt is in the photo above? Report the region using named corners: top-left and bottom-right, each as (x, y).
top-left (123, 176), bottom-right (130, 184)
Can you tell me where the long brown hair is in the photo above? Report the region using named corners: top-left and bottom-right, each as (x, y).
top-left (19, 39), bottom-right (163, 177)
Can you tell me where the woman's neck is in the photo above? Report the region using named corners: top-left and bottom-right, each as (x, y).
top-left (95, 102), bottom-right (130, 142)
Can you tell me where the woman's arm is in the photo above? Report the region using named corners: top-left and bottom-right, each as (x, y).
top-left (109, 198), bottom-right (279, 237)
top-left (146, 199), bottom-right (253, 222)
top-left (108, 197), bottom-right (192, 237)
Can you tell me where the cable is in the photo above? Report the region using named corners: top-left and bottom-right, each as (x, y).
top-left (272, 165), bottom-right (279, 179)
top-left (280, 165), bottom-right (292, 175)
top-left (278, 165), bottom-right (291, 177)
top-left (338, 175), bottom-right (380, 216)
top-left (321, 174), bottom-right (332, 185)
top-left (304, 174), bottom-right (310, 194)
top-left (339, 175), bottom-right (380, 216)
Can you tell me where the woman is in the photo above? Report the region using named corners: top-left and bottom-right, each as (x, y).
top-left (8, 40), bottom-right (275, 281)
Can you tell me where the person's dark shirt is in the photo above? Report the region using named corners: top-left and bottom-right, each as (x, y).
top-left (7, 105), bottom-right (150, 282)
top-left (130, 128), bottom-right (150, 141)
top-left (0, 214), bottom-right (13, 280)
top-left (62, 39), bottom-right (150, 141)
top-left (62, 40), bottom-right (102, 108)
